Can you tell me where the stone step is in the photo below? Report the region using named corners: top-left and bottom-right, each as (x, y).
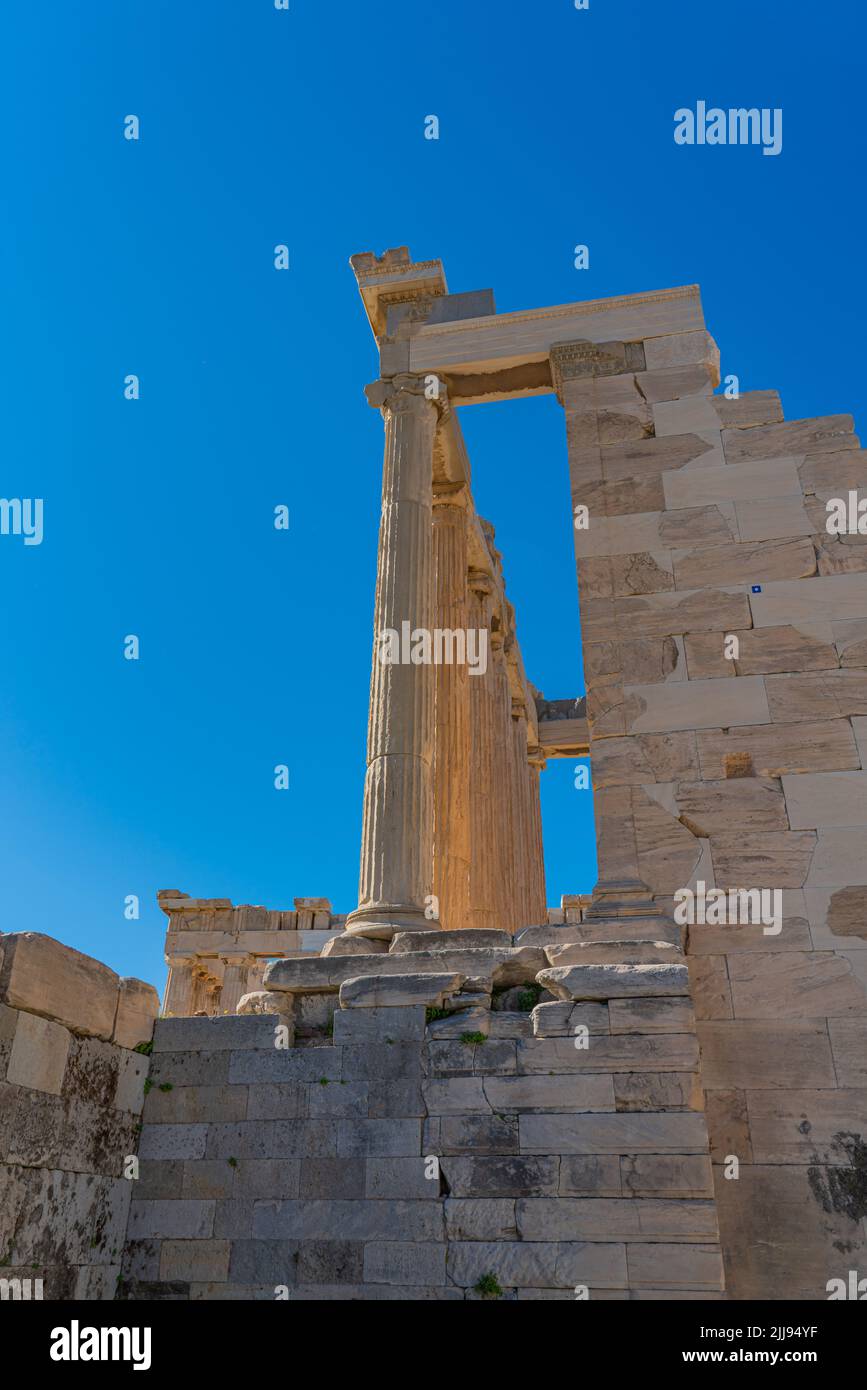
top-left (339, 972), bottom-right (463, 1009)
top-left (515, 919), bottom-right (685, 950)
top-left (545, 941), bottom-right (683, 968)
top-left (390, 929), bottom-right (512, 953)
top-left (537, 963), bottom-right (691, 1002)
top-left (263, 946), bottom-right (547, 995)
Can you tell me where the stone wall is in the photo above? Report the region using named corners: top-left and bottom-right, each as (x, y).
top-left (564, 323), bottom-right (867, 1297)
top-left (120, 928), bottom-right (723, 1300)
top-left (0, 933), bottom-right (159, 1299)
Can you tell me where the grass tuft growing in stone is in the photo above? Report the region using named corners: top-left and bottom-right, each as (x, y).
top-left (460, 1031), bottom-right (487, 1046)
top-left (474, 1272), bottom-right (503, 1299)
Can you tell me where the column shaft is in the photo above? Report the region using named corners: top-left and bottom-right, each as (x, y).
top-left (432, 491), bottom-right (471, 932)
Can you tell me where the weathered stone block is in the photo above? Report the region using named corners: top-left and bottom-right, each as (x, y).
top-left (608, 998), bottom-right (696, 1034)
top-left (728, 951), bottom-right (865, 1018)
top-left (697, 719), bottom-right (859, 777)
top-left (332, 1006), bottom-right (425, 1043)
top-left (253, 1198), bottom-right (443, 1243)
top-left (128, 1199), bottom-right (215, 1240)
top-left (113, 978), bottom-right (160, 1050)
top-left (444, 1199), bottom-right (517, 1241)
top-left (621, 1154), bottom-right (713, 1198)
top-left (696, 1021), bottom-right (835, 1089)
top-left (138, 1123), bottom-right (208, 1161)
top-left (365, 1157), bottom-right (440, 1199)
top-left (537, 963), bottom-right (690, 1002)
top-left (159, 1239), bottom-right (230, 1283)
top-left (627, 1242), bottom-right (724, 1290)
top-left (363, 1242), bottom-right (446, 1286)
top-left (440, 1155), bottom-right (560, 1199)
top-left (531, 1001), bottom-right (610, 1036)
top-left (335, 1118), bottom-right (421, 1157)
top-left (482, 1073), bottom-right (615, 1113)
top-left (0, 934), bottom-right (119, 1041)
top-left (520, 1111), bottom-right (709, 1155)
top-left (339, 972), bottom-right (462, 1009)
top-left (517, 1197), bottom-right (718, 1242)
top-left (6, 1012), bottom-right (70, 1095)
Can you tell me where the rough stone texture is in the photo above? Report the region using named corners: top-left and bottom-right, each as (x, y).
top-left (0, 935), bottom-right (157, 1299)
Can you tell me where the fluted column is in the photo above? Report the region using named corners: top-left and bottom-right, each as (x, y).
top-left (510, 699), bottom-right (531, 931)
top-left (491, 630), bottom-right (517, 931)
top-left (526, 745), bottom-right (548, 924)
top-left (467, 570), bottom-right (498, 929)
top-left (432, 484), bottom-right (471, 932)
top-left (346, 374), bottom-right (441, 939)
top-left (220, 952), bottom-right (254, 1015)
top-left (163, 955), bottom-right (196, 1016)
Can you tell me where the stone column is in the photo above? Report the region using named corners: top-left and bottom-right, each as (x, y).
top-left (163, 955), bottom-right (196, 1016)
top-left (346, 374), bottom-right (442, 940)
top-left (526, 744), bottom-right (548, 924)
top-left (491, 629), bottom-right (517, 932)
top-left (467, 569), bottom-right (497, 930)
top-left (510, 698), bottom-right (531, 931)
top-left (220, 952), bottom-right (254, 1015)
top-left (432, 483), bottom-right (472, 932)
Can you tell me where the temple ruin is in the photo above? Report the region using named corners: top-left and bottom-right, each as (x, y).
top-left (2, 249), bottom-right (867, 1301)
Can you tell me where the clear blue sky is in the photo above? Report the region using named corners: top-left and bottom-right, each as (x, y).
top-left (1, 0), bottom-right (863, 993)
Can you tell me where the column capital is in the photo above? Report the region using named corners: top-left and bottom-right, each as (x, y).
top-left (432, 480), bottom-right (469, 511)
top-left (365, 374), bottom-right (449, 419)
top-left (467, 566), bottom-right (494, 598)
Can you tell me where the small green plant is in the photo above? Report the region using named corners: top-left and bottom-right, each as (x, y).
top-left (460, 1031), bottom-right (487, 1046)
top-left (133, 1040), bottom-right (154, 1056)
top-left (319, 1077), bottom-right (330, 1086)
top-left (143, 1078), bottom-right (154, 1095)
top-left (426, 1006), bottom-right (450, 1022)
top-left (516, 982), bottom-right (542, 1012)
top-left (158, 1083), bottom-right (173, 1092)
top-left (227, 1157), bottom-right (238, 1168)
top-left (474, 1271), bottom-right (503, 1299)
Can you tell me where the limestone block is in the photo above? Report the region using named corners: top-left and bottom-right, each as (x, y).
top-left (627, 1243), bottom-right (724, 1290)
top-left (676, 778), bottom-right (788, 835)
top-left (254, 1198), bottom-right (441, 1243)
top-left (765, 670), bottom-right (867, 724)
top-left (828, 1019), bottom-right (867, 1085)
top-left (516, 1032), bottom-right (698, 1074)
top-left (600, 433), bottom-right (721, 482)
top-left (734, 495), bottom-right (813, 543)
top-left (245, 1083), bottom-right (307, 1120)
top-left (704, 1088), bottom-right (752, 1163)
top-left (336, 1118), bottom-right (421, 1157)
top-left (144, 1083), bottom-right (248, 1125)
top-left (320, 934), bottom-right (389, 957)
top-left (339, 972), bottom-right (462, 1009)
top-left (663, 456), bottom-right (802, 511)
top-left (517, 1197), bottom-right (718, 1242)
top-left (722, 414), bottom-right (855, 464)
top-left (688, 916), bottom-right (812, 954)
top-left (635, 364), bottom-right (715, 403)
top-left (128, 1198), bottom-right (215, 1240)
top-left (728, 950), bottom-right (865, 1018)
top-left (181, 1160), bottom-right (236, 1200)
top-left (431, 1113), bottom-right (519, 1154)
top-left (426, 1006), bottom-right (491, 1040)
top-left (149, 1050), bottom-right (230, 1087)
top-left (612, 588), bottom-right (752, 639)
top-left (159, 1240), bottom-right (230, 1283)
top-left (0, 933), bottom-right (119, 1041)
top-left (652, 394), bottom-right (723, 437)
top-left (586, 471), bottom-right (672, 518)
top-left (363, 1242), bottom-right (447, 1286)
top-left (138, 1124), bottom-right (209, 1161)
top-left (783, 770), bottom-right (867, 829)
top-left (264, 947), bottom-right (545, 994)
top-left (422, 1077), bottom-right (489, 1114)
top-left (590, 732), bottom-right (700, 788)
top-left (444, 1199), bottom-right (517, 1241)
top-left (608, 998), bottom-right (696, 1034)
top-left (236, 993), bottom-right (295, 1029)
top-left (715, 390), bottom-right (784, 430)
top-left (332, 1005), bottom-right (425, 1043)
top-left (751, 573), bottom-right (867, 627)
top-left (520, 1111), bottom-right (709, 1155)
top-left (114, 1049), bottom-right (149, 1114)
top-left (695, 625), bottom-right (839, 677)
top-left (697, 719), bottom-right (859, 777)
top-left (643, 329), bottom-right (719, 379)
top-left (674, 537), bottom-right (816, 592)
top-left (227, 1046), bottom-right (342, 1085)
top-left (113, 978), bottom-right (160, 1050)
top-left (482, 1073), bottom-right (615, 1113)
top-left (624, 674), bottom-right (770, 734)
top-left (545, 941), bottom-right (680, 967)
top-left (153, 1015), bottom-right (287, 1052)
top-left (621, 1154), bottom-right (713, 1198)
top-left (438, 1156), bottom-right (557, 1199)
top-left (709, 830), bottom-right (815, 887)
top-left (391, 929), bottom-right (510, 952)
top-left (537, 964), bottom-right (689, 1002)
top-left (800, 447), bottom-right (867, 496)
top-left (6, 1012), bottom-right (70, 1095)
top-left (746, 1088), bottom-right (867, 1163)
top-left (696, 1021), bottom-right (835, 1088)
top-left (614, 1070), bottom-right (704, 1111)
top-left (714, 1163), bottom-right (867, 1300)
top-left (530, 1001), bottom-right (610, 1036)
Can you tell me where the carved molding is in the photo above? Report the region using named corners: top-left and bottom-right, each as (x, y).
top-left (549, 338), bottom-right (646, 401)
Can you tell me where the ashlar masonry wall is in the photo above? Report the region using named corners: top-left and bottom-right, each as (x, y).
top-left (564, 321), bottom-right (867, 1298)
top-left (0, 933), bottom-right (159, 1299)
top-left (120, 928), bottom-right (723, 1301)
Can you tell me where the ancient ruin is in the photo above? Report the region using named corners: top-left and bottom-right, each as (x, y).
top-left (2, 249), bottom-right (867, 1301)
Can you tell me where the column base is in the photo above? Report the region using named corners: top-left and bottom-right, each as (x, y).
top-left (344, 903), bottom-right (445, 942)
top-left (584, 878), bottom-right (660, 920)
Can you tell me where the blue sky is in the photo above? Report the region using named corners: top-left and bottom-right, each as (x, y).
top-left (1, 0), bottom-right (864, 992)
